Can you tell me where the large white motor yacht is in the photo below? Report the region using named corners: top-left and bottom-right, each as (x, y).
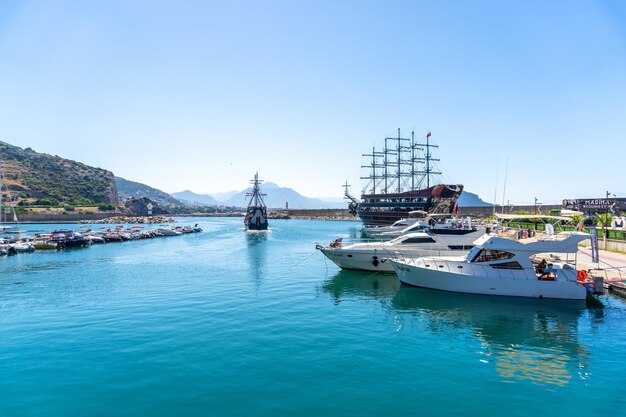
top-left (390, 232), bottom-right (592, 300)
top-left (317, 230), bottom-right (483, 273)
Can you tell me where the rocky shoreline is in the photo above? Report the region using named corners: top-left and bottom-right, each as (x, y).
top-left (79, 215), bottom-right (176, 224)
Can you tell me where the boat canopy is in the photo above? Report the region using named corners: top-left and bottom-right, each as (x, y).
top-left (472, 232), bottom-right (590, 254)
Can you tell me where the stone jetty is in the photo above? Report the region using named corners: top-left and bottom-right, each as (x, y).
top-left (79, 215), bottom-right (175, 224)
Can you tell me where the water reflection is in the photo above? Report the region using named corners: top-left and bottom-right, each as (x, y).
top-left (320, 270), bottom-right (400, 305)
top-left (391, 287), bottom-right (590, 387)
top-left (246, 231), bottom-right (268, 290)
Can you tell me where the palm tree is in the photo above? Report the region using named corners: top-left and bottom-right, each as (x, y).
top-left (569, 214), bottom-right (585, 231)
top-left (595, 212), bottom-right (612, 227)
top-left (595, 212), bottom-right (612, 249)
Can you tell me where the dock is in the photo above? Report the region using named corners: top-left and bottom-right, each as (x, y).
top-left (571, 246), bottom-right (626, 297)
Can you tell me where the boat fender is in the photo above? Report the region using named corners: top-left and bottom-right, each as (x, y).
top-left (372, 256), bottom-right (379, 267)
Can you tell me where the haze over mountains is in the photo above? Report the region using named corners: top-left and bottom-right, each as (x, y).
top-left (170, 190), bottom-right (218, 206)
top-left (172, 182), bottom-right (346, 209)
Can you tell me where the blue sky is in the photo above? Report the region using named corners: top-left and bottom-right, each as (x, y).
top-left (0, 0), bottom-right (625, 204)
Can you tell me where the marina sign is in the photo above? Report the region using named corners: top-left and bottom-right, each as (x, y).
top-left (562, 198), bottom-right (626, 214)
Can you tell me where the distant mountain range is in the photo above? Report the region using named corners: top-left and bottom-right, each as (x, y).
top-left (171, 182), bottom-right (346, 209)
top-left (221, 182), bottom-right (345, 209)
top-left (170, 186), bottom-right (493, 210)
top-left (170, 190), bottom-right (219, 206)
top-left (115, 177), bottom-right (184, 207)
top-left (210, 190), bottom-right (238, 201)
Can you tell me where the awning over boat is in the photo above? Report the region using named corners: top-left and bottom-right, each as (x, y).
top-left (476, 232), bottom-right (591, 253)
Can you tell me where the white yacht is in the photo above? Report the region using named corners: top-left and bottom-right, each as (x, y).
top-left (361, 211), bottom-right (429, 236)
top-left (362, 218), bottom-right (423, 235)
top-left (390, 232), bottom-right (592, 300)
top-left (317, 230), bottom-right (481, 273)
top-left (367, 216), bottom-right (476, 240)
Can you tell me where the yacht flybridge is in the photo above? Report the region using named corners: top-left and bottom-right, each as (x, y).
top-left (390, 232), bottom-right (593, 300)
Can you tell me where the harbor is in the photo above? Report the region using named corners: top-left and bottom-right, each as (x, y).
top-left (2, 1), bottom-right (626, 416)
top-left (3, 217), bottom-right (626, 417)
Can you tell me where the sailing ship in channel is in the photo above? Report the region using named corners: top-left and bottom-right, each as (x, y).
top-left (344, 129), bottom-right (463, 226)
top-left (0, 161), bottom-right (21, 235)
top-left (244, 172), bottom-right (269, 231)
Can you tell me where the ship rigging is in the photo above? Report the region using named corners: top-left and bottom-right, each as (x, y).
top-left (345, 129), bottom-right (463, 225)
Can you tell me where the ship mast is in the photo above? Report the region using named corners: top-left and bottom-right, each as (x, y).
top-left (246, 172), bottom-right (266, 207)
top-left (410, 131), bottom-right (425, 191)
top-left (424, 131), bottom-right (440, 189)
top-left (383, 138), bottom-right (395, 194)
top-left (381, 129), bottom-right (412, 193)
top-left (390, 128), bottom-right (410, 193)
top-left (361, 146), bottom-right (383, 195)
top-left (360, 128), bottom-right (442, 195)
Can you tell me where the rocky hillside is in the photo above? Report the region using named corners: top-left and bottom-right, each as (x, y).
top-left (0, 141), bottom-right (118, 205)
top-left (116, 177), bottom-right (183, 207)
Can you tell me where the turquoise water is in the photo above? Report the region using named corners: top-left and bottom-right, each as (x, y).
top-left (2, 218), bottom-right (626, 416)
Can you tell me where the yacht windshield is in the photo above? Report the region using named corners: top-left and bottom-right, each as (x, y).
top-left (405, 224), bottom-right (427, 232)
top-left (466, 246), bottom-right (481, 262)
top-left (470, 249), bottom-right (515, 262)
top-left (391, 219), bottom-right (410, 227)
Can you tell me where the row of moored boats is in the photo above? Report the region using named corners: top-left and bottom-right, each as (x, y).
top-left (0, 225), bottom-right (202, 255)
top-left (317, 215), bottom-right (602, 301)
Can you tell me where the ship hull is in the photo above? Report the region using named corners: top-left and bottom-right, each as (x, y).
top-left (245, 205), bottom-right (268, 230)
top-left (355, 184), bottom-right (463, 226)
top-left (246, 222), bottom-right (268, 231)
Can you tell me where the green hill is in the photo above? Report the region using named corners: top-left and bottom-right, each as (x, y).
top-left (115, 177), bottom-right (184, 207)
top-left (0, 141), bottom-right (118, 206)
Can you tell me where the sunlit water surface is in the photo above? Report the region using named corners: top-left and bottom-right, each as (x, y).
top-left (2, 218), bottom-right (626, 416)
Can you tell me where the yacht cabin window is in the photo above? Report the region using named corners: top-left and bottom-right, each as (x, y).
top-left (469, 248), bottom-right (515, 263)
top-left (401, 237), bottom-right (436, 244)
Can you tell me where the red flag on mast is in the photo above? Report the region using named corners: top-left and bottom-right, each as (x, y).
top-left (426, 131), bottom-right (431, 138)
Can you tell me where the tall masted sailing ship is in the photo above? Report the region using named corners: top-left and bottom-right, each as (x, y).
top-left (345, 129), bottom-right (463, 225)
top-left (244, 172), bottom-right (269, 231)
